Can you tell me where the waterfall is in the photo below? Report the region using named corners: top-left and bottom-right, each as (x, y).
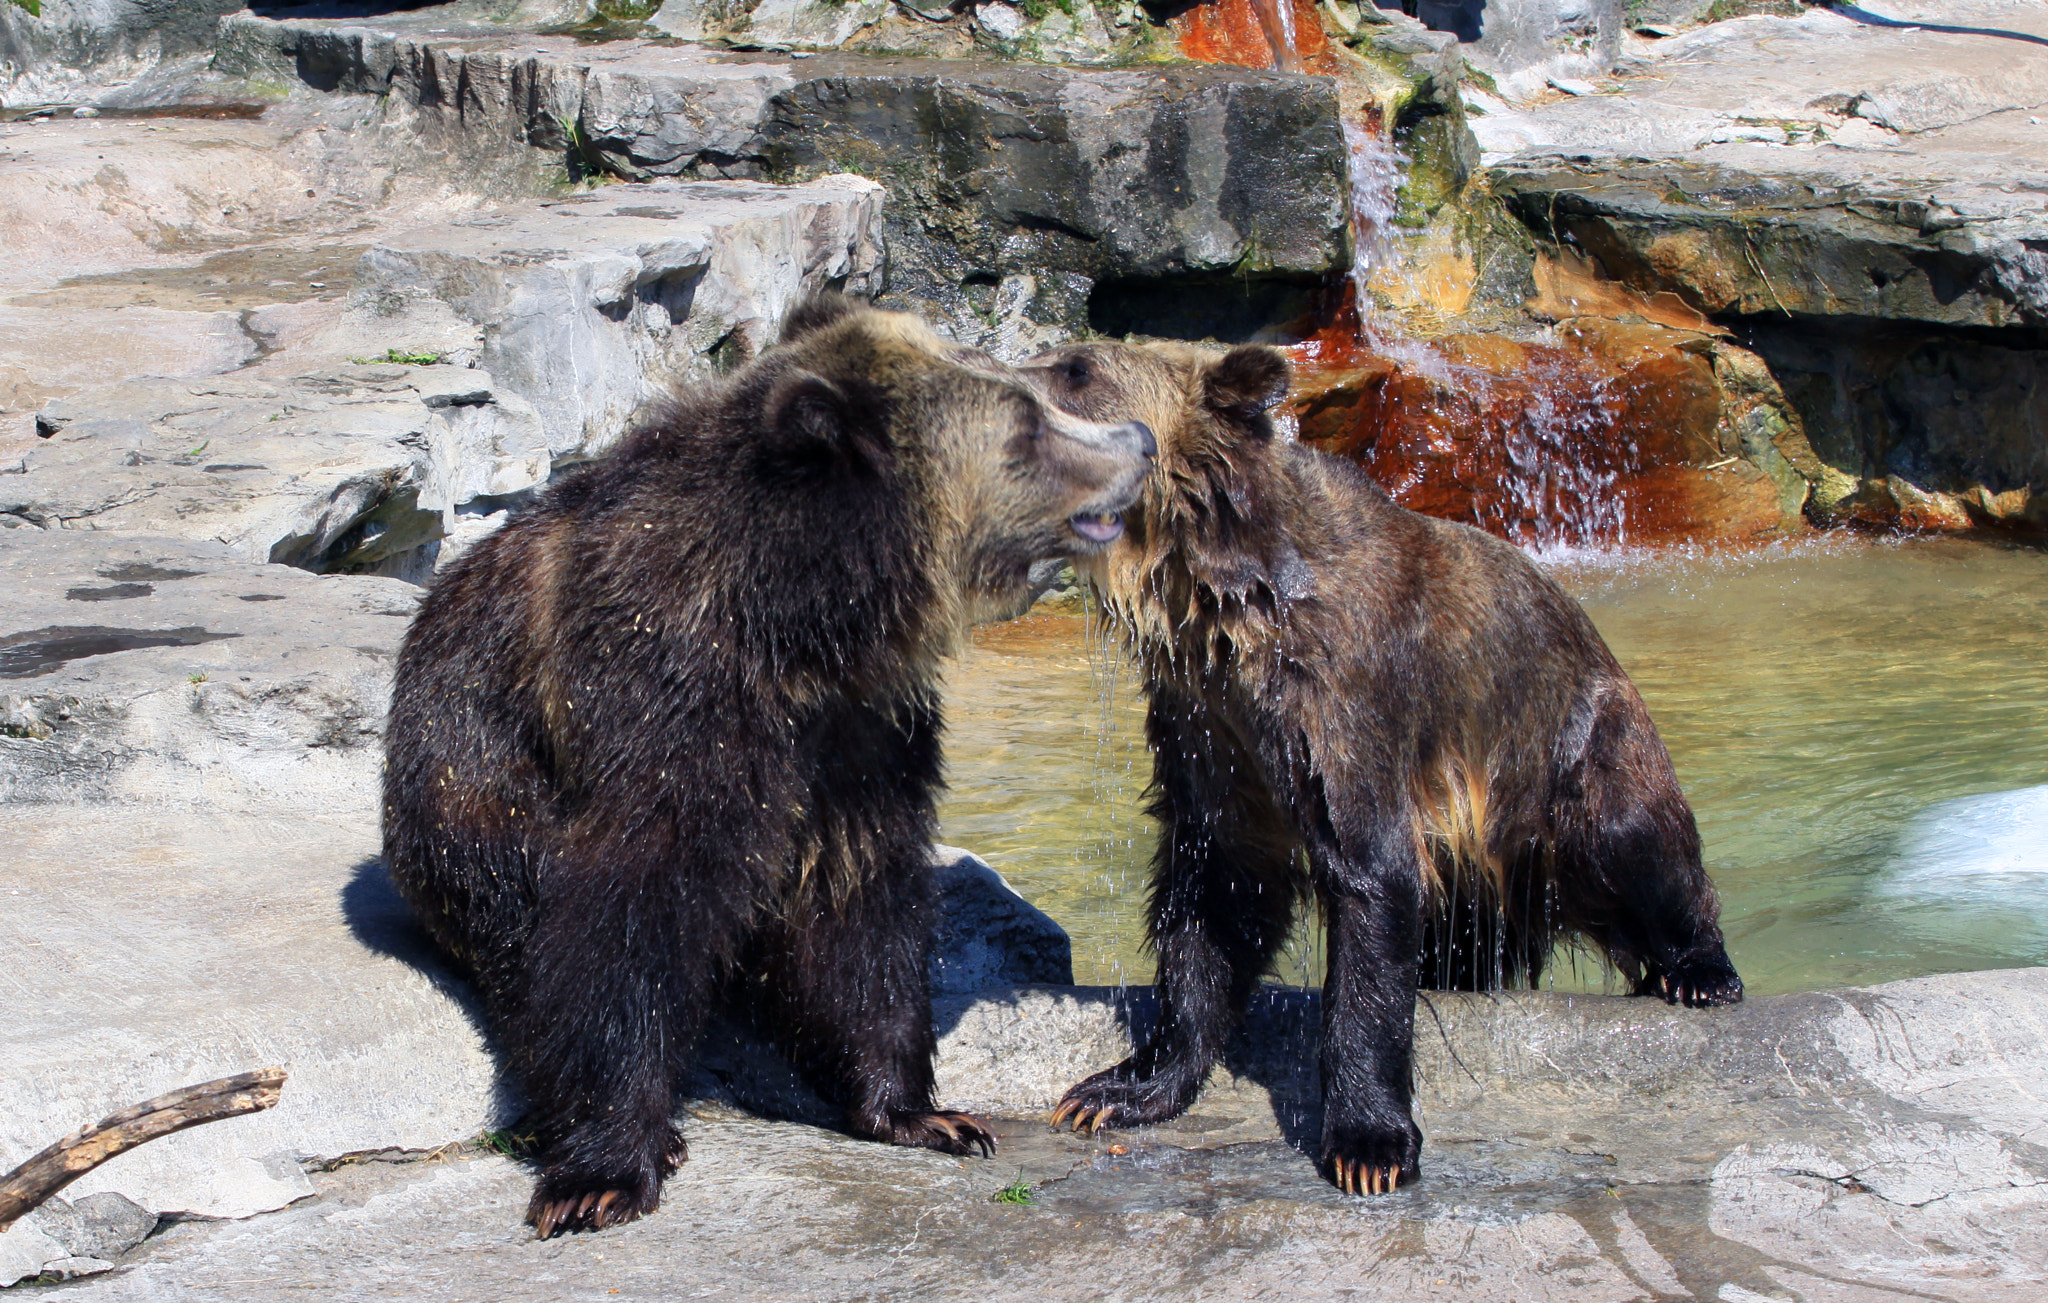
top-left (1339, 121), bottom-right (1408, 347)
top-left (1326, 116), bottom-right (1639, 551)
top-left (1177, 0), bottom-right (1644, 551)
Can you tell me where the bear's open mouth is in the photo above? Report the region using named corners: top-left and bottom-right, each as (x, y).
top-left (1069, 511), bottom-right (1124, 545)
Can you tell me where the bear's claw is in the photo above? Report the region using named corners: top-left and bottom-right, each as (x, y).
top-left (1328, 1156), bottom-right (1403, 1196)
top-left (528, 1184), bottom-right (652, 1240)
top-left (1642, 957), bottom-right (1743, 1008)
top-left (1049, 1099), bottom-right (1116, 1134)
top-left (1320, 1118), bottom-right (1421, 1197)
top-left (885, 1109), bottom-right (997, 1158)
top-left (1051, 1060), bottom-right (1197, 1135)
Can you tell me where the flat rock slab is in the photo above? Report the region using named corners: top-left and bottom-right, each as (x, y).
top-left (1493, 159), bottom-right (2048, 329)
top-left (4, 367), bottom-right (548, 576)
top-left (8, 971), bottom-right (2045, 1298)
top-left (0, 532), bottom-right (418, 805)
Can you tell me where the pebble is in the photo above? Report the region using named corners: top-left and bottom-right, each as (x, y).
top-left (72, 106), bottom-right (99, 118)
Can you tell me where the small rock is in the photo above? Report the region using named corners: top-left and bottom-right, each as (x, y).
top-left (929, 846), bottom-right (1074, 994)
top-left (35, 1256), bottom-right (118, 1281)
top-left (1, 1220), bottom-right (66, 1289)
top-left (27, 1192), bottom-right (159, 1261)
top-left (1547, 77), bottom-right (1602, 97)
top-left (977, 1), bottom-right (1026, 40)
top-left (72, 106), bottom-right (100, 119)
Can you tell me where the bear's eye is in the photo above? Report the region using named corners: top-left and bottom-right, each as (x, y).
top-left (1060, 357), bottom-right (1092, 388)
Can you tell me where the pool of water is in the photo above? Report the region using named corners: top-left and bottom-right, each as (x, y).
top-left (936, 536), bottom-right (2048, 994)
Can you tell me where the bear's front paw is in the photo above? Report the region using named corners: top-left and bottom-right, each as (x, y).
top-left (526, 1127), bottom-right (680, 1239)
top-left (1320, 1119), bottom-right (1421, 1196)
top-left (882, 1109), bottom-right (996, 1158)
top-left (528, 1173), bottom-right (661, 1239)
top-left (1645, 953), bottom-right (1743, 1008)
top-left (1050, 1060), bottom-right (1196, 1134)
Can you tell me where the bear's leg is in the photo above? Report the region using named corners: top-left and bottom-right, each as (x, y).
top-left (1315, 821), bottom-right (1426, 1195)
top-left (1054, 696), bottom-right (1300, 1134)
top-left (1565, 694), bottom-right (1743, 1009)
top-left (755, 853), bottom-right (995, 1158)
top-left (513, 862), bottom-right (729, 1238)
top-left (1571, 794), bottom-right (1743, 1008)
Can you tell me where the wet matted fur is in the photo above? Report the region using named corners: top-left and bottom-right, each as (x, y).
top-left (382, 298), bottom-right (1154, 1236)
top-left (1024, 339), bottom-right (1741, 1195)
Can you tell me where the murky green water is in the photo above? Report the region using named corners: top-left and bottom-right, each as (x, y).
top-left (937, 536), bottom-right (2048, 994)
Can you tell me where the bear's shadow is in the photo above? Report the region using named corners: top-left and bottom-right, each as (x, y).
top-left (342, 859), bottom-right (1330, 1152)
top-left (343, 858), bottom-right (921, 1138)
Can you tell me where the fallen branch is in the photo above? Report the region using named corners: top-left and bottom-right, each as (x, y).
top-left (0, 1067), bottom-right (287, 1232)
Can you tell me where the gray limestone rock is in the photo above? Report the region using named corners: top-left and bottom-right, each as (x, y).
top-left (23, 1193), bottom-right (157, 1263)
top-left (7, 367), bottom-right (548, 578)
top-left (758, 56), bottom-right (1350, 350)
top-left (212, 13), bottom-right (1351, 350)
top-left (930, 845), bottom-right (1074, 994)
top-left (336, 176), bottom-right (886, 459)
top-left (8, 969), bottom-right (2045, 1298)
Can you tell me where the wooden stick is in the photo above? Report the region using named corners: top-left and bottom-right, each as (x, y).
top-left (0, 1067), bottom-right (287, 1232)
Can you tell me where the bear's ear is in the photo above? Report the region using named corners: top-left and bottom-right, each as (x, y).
top-left (1203, 345), bottom-right (1292, 420)
top-left (778, 294), bottom-right (862, 345)
top-left (768, 372), bottom-right (850, 448)
top-left (763, 370), bottom-right (883, 477)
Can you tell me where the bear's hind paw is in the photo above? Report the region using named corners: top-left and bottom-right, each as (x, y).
top-left (883, 1109), bottom-right (996, 1158)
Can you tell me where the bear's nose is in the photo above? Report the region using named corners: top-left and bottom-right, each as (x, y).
top-left (1123, 421), bottom-right (1158, 460)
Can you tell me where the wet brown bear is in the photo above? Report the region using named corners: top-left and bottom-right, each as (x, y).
top-left (1025, 340), bottom-right (1740, 1195)
top-left (383, 299), bottom-right (1155, 1236)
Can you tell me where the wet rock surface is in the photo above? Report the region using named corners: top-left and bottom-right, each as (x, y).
top-left (5, 969), bottom-right (2043, 1298)
top-left (0, 532), bottom-right (417, 805)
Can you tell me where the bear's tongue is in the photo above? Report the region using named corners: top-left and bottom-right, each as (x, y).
top-left (1071, 512), bottom-right (1123, 544)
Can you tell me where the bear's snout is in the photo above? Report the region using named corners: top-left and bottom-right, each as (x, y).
top-left (1120, 420), bottom-right (1158, 461)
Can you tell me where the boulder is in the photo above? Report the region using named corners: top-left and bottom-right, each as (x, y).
top-left (335, 176), bottom-right (886, 459)
top-left (930, 845), bottom-right (1074, 995)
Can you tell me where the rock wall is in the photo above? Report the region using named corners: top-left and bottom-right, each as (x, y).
top-left (213, 13), bottom-right (1352, 354)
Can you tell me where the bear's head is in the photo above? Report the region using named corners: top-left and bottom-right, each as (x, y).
top-left (745, 297), bottom-right (1158, 627)
top-left (1020, 339), bottom-right (1294, 638)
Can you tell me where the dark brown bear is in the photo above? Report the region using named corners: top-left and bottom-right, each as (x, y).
top-left (1024, 340), bottom-right (1741, 1196)
top-left (383, 299), bottom-right (1155, 1237)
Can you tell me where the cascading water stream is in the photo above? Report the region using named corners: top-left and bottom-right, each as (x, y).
top-left (1310, 112), bottom-right (1640, 552)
